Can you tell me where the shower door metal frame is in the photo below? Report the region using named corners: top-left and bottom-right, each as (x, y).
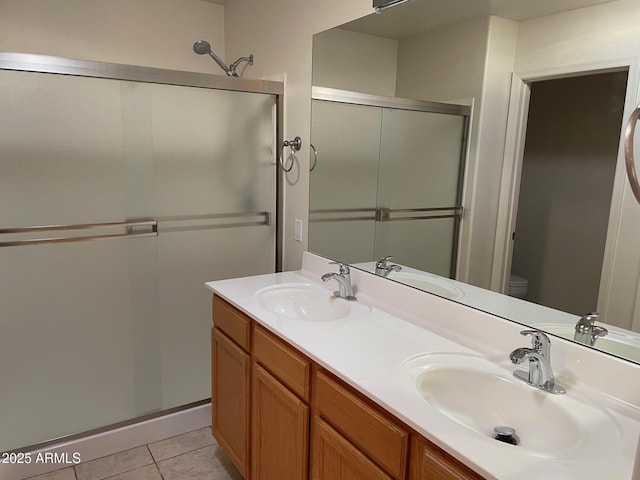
top-left (0, 52), bottom-right (285, 271)
top-left (310, 86), bottom-right (471, 277)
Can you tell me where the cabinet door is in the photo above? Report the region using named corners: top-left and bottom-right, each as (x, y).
top-left (311, 416), bottom-right (392, 480)
top-left (409, 435), bottom-right (484, 480)
top-left (212, 327), bottom-right (250, 479)
top-left (252, 363), bottom-right (309, 480)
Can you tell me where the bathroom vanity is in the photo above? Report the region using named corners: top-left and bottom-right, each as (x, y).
top-left (206, 252), bottom-right (640, 480)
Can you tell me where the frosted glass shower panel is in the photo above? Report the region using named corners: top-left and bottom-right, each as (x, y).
top-left (0, 70), bottom-right (159, 451)
top-left (377, 108), bottom-right (466, 209)
top-left (149, 84), bottom-right (277, 408)
top-left (374, 108), bottom-right (466, 276)
top-left (373, 218), bottom-right (456, 277)
top-left (0, 70), bottom-right (130, 226)
top-left (309, 100), bottom-right (381, 262)
top-left (150, 86), bottom-right (276, 218)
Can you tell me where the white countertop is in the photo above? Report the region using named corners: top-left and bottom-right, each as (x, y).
top-left (205, 252), bottom-right (640, 480)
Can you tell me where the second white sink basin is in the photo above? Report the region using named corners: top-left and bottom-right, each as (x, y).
top-left (398, 353), bottom-right (621, 459)
top-left (255, 283), bottom-right (371, 322)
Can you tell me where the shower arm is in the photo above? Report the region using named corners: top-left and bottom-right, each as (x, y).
top-left (228, 55), bottom-right (254, 77)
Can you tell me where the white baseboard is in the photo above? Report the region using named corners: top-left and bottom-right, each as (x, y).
top-left (0, 403), bottom-right (211, 480)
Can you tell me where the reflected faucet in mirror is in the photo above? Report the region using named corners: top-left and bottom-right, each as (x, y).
top-left (574, 312), bottom-right (609, 347)
top-left (375, 255), bottom-right (402, 277)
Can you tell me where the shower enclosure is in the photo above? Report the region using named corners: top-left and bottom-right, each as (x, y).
top-left (0, 53), bottom-right (282, 452)
top-left (309, 87), bottom-right (470, 277)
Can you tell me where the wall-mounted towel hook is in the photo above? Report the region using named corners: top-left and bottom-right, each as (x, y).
top-left (280, 136), bottom-right (302, 172)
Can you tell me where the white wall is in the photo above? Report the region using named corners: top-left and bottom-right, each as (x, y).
top-left (0, 0), bottom-right (226, 73)
top-left (395, 16), bottom-right (488, 103)
top-left (313, 27), bottom-right (398, 96)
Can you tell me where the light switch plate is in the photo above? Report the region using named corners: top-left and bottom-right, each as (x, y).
top-left (294, 219), bottom-right (303, 242)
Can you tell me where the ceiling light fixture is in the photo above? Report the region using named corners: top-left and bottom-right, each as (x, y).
top-left (373, 0), bottom-right (411, 14)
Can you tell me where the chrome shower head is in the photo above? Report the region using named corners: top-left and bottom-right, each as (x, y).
top-left (192, 39), bottom-right (253, 78)
top-left (193, 40), bottom-right (212, 55)
top-left (193, 39), bottom-right (236, 77)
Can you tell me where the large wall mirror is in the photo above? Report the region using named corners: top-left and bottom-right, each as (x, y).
top-left (309, 0), bottom-right (640, 364)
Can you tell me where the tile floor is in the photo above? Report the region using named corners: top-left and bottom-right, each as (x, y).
top-left (25, 427), bottom-right (242, 480)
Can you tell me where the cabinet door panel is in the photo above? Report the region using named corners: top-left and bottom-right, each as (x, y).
top-left (212, 327), bottom-right (250, 478)
top-left (213, 296), bottom-right (252, 351)
top-left (314, 369), bottom-right (408, 479)
top-left (311, 416), bottom-right (392, 480)
top-left (254, 324), bottom-right (311, 401)
top-left (252, 364), bottom-right (309, 480)
top-left (409, 435), bottom-right (484, 480)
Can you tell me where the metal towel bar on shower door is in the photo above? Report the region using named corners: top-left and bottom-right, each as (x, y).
top-left (0, 211), bottom-right (272, 247)
top-left (0, 220), bottom-right (158, 247)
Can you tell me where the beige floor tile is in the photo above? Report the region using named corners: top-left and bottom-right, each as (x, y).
top-left (148, 427), bottom-right (215, 462)
top-left (25, 467), bottom-right (76, 480)
top-left (99, 464), bottom-right (161, 480)
top-left (74, 446), bottom-right (153, 480)
top-left (157, 444), bottom-right (242, 480)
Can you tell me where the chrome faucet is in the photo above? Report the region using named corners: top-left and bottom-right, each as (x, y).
top-left (375, 255), bottom-right (402, 277)
top-left (574, 312), bottom-right (608, 346)
top-left (510, 330), bottom-right (565, 394)
top-left (321, 262), bottom-right (357, 301)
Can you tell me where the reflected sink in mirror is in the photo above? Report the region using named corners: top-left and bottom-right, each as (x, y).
top-left (386, 271), bottom-right (464, 299)
top-left (255, 283), bottom-right (371, 322)
top-left (398, 353), bottom-right (621, 458)
top-left (352, 262), bottom-right (465, 299)
top-left (534, 323), bottom-right (640, 363)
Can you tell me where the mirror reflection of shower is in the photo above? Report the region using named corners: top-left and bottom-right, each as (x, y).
top-left (192, 40), bottom-right (254, 77)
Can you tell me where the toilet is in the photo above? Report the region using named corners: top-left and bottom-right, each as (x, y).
top-left (509, 274), bottom-right (528, 299)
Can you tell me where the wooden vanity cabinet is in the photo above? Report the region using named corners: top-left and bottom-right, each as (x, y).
top-left (211, 295), bottom-right (485, 480)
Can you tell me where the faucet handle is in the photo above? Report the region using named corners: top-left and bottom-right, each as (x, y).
top-left (520, 330), bottom-right (551, 356)
top-left (329, 261), bottom-right (350, 275)
top-left (575, 312), bottom-right (599, 332)
top-left (376, 255), bottom-right (394, 268)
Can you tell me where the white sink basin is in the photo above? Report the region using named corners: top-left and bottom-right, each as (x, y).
top-left (534, 323), bottom-right (640, 363)
top-left (255, 283), bottom-right (371, 322)
top-left (387, 272), bottom-right (464, 299)
top-left (398, 353), bottom-right (621, 458)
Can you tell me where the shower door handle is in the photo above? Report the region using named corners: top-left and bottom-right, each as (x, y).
top-left (624, 104), bottom-right (640, 204)
top-left (0, 219), bottom-right (158, 247)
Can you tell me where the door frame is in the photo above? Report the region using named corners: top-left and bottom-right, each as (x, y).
top-left (491, 58), bottom-right (640, 318)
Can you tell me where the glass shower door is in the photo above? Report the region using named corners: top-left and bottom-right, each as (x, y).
top-left (0, 66), bottom-right (277, 452)
top-left (0, 70), bottom-right (159, 451)
top-left (375, 108), bottom-right (466, 277)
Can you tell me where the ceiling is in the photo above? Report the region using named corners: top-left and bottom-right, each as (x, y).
top-left (341, 0), bottom-right (620, 39)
